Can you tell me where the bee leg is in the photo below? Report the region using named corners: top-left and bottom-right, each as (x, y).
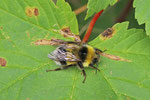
top-left (64, 41), bottom-right (80, 44)
top-left (95, 48), bottom-right (107, 53)
top-left (89, 64), bottom-right (100, 73)
top-left (96, 63), bottom-right (100, 73)
top-left (81, 70), bottom-right (86, 83)
top-left (77, 62), bottom-right (86, 83)
top-left (46, 65), bottom-right (73, 72)
top-left (50, 39), bottom-right (80, 45)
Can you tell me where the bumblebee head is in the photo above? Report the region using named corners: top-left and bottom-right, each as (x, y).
top-left (92, 48), bottom-right (106, 65)
top-left (91, 48), bottom-right (100, 65)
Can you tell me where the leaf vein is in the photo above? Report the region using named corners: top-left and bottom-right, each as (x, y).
top-left (100, 71), bottom-right (119, 97)
top-left (69, 70), bottom-right (78, 100)
top-left (108, 77), bottom-right (150, 91)
top-left (0, 50), bottom-right (42, 63)
top-left (0, 62), bottom-right (50, 93)
top-left (0, 7), bottom-right (52, 33)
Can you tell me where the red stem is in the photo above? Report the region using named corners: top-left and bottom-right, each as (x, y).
top-left (82, 10), bottom-right (104, 43)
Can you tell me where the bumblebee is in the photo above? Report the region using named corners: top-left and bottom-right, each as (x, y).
top-left (46, 40), bottom-right (103, 83)
top-left (44, 28), bottom-right (127, 83)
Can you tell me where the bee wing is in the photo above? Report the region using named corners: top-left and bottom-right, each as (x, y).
top-left (48, 48), bottom-right (80, 62)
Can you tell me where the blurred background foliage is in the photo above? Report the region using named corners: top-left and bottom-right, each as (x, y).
top-left (54, 0), bottom-right (145, 41)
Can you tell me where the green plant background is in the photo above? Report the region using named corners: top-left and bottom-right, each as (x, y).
top-left (0, 0), bottom-right (150, 100)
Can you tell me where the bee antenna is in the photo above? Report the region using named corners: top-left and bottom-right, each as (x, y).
top-left (103, 49), bottom-right (107, 52)
top-left (95, 48), bottom-right (107, 53)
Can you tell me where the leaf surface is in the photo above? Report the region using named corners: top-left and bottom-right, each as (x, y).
top-left (85, 0), bottom-right (117, 19)
top-left (133, 0), bottom-right (150, 36)
top-left (90, 22), bottom-right (150, 100)
top-left (0, 0), bottom-right (79, 100)
top-left (0, 0), bottom-right (150, 100)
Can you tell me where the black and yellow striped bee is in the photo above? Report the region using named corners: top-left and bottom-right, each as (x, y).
top-left (33, 9), bottom-right (126, 83)
top-left (43, 25), bottom-right (127, 83)
top-left (46, 38), bottom-right (105, 83)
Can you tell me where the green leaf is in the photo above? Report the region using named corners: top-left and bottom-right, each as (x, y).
top-left (90, 22), bottom-right (150, 100)
top-left (0, 0), bottom-right (78, 99)
top-left (85, 0), bottom-right (118, 20)
top-left (0, 0), bottom-right (150, 100)
top-left (133, 0), bottom-right (150, 36)
top-left (0, 0), bottom-right (78, 37)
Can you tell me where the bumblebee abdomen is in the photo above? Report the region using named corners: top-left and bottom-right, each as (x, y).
top-left (55, 60), bottom-right (77, 66)
top-left (49, 43), bottom-right (100, 68)
top-left (60, 61), bottom-right (67, 65)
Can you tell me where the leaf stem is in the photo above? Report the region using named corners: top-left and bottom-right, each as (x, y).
top-left (74, 4), bottom-right (87, 15)
top-left (116, 0), bottom-right (133, 22)
top-left (82, 10), bottom-right (104, 43)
